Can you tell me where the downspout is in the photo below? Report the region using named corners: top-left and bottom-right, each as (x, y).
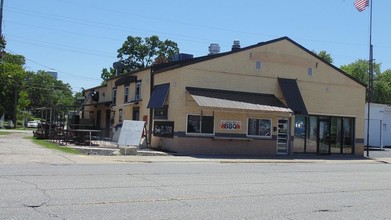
top-left (148, 67), bottom-right (154, 147)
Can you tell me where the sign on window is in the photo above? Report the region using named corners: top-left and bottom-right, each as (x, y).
top-left (220, 120), bottom-right (241, 130)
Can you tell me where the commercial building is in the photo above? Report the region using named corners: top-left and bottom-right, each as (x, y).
top-left (82, 37), bottom-right (366, 156)
top-left (364, 103), bottom-right (391, 148)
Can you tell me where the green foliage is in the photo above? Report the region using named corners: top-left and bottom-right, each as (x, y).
top-left (29, 137), bottom-right (81, 154)
top-left (0, 56), bottom-right (27, 125)
top-left (100, 35), bottom-right (179, 81)
top-left (340, 59), bottom-right (388, 103)
top-left (317, 50), bottom-right (333, 64)
top-left (25, 70), bottom-right (74, 109)
top-left (340, 59), bottom-right (381, 85)
top-left (114, 35), bottom-right (179, 74)
top-left (0, 35), bottom-right (5, 51)
top-left (0, 51), bottom-right (76, 126)
top-left (373, 69), bottom-right (391, 105)
top-left (2, 52), bottom-right (25, 66)
top-left (101, 67), bottom-right (116, 81)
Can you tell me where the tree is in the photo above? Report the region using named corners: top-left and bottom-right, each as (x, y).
top-left (373, 69), bottom-right (391, 104)
top-left (317, 50), bottom-right (333, 64)
top-left (25, 71), bottom-right (74, 109)
top-left (100, 35), bottom-right (179, 81)
top-left (116, 35), bottom-right (179, 73)
top-left (0, 35), bottom-right (5, 52)
top-left (340, 59), bottom-right (382, 102)
top-left (0, 53), bottom-right (26, 127)
top-left (340, 59), bottom-right (381, 85)
top-left (100, 67), bottom-right (116, 82)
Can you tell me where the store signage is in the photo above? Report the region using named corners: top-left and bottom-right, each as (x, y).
top-left (220, 120), bottom-right (241, 130)
top-left (153, 121), bottom-right (174, 138)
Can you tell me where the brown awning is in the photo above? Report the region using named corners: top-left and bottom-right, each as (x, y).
top-left (186, 87), bottom-right (292, 113)
top-left (278, 78), bottom-right (308, 115)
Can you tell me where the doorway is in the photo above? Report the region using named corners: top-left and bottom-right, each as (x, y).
top-left (319, 117), bottom-right (330, 154)
top-left (277, 118), bottom-right (289, 154)
top-left (105, 109), bottom-right (111, 138)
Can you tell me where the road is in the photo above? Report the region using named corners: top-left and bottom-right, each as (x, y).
top-left (1, 131), bottom-right (391, 219)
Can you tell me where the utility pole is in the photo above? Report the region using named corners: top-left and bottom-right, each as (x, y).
top-left (0, 0), bottom-right (4, 59)
top-left (0, 0), bottom-right (4, 37)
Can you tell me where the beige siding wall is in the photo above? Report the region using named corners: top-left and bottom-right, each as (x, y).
top-left (82, 39), bottom-right (365, 156)
top-left (110, 69), bottom-right (151, 125)
top-left (152, 39), bottom-right (365, 155)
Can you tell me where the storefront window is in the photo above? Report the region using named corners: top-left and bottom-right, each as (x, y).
top-left (331, 117), bottom-right (342, 153)
top-left (306, 116), bottom-right (317, 153)
top-left (343, 118), bottom-right (354, 154)
top-left (293, 116), bottom-right (354, 155)
top-left (187, 115), bottom-right (214, 134)
top-left (293, 115), bottom-right (306, 153)
top-left (247, 118), bottom-right (272, 138)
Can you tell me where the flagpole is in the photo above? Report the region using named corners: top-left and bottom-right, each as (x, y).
top-left (366, 0), bottom-right (373, 157)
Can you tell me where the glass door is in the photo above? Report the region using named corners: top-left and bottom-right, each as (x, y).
top-left (277, 119), bottom-right (289, 154)
top-left (319, 118), bottom-right (330, 154)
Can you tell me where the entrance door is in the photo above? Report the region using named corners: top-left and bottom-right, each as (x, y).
top-left (277, 119), bottom-right (289, 154)
top-left (319, 118), bottom-right (330, 154)
top-left (96, 110), bottom-right (101, 129)
top-left (105, 109), bottom-right (111, 138)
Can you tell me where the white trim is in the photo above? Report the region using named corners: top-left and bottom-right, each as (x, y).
top-left (185, 113), bottom-right (215, 136)
top-left (246, 117), bottom-right (273, 139)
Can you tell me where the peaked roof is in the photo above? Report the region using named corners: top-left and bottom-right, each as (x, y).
top-left (151, 36), bottom-right (366, 87)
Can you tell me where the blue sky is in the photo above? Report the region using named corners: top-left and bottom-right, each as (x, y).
top-left (2, 0), bottom-right (390, 92)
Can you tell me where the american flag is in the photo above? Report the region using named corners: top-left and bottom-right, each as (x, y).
top-left (354, 0), bottom-right (369, 12)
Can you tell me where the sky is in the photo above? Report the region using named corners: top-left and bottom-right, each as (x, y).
top-left (2, 0), bottom-right (390, 92)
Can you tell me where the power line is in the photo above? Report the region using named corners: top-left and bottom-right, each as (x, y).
top-left (5, 48), bottom-right (102, 82)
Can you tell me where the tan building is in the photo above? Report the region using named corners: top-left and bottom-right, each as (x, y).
top-left (82, 37), bottom-right (366, 156)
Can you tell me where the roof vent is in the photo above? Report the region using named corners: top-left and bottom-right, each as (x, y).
top-left (232, 40), bottom-right (241, 51)
top-left (208, 43), bottom-right (220, 55)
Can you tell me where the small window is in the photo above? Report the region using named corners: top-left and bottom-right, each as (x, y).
top-left (154, 105), bottom-right (168, 119)
top-left (247, 118), bottom-right (272, 138)
top-left (256, 60), bottom-right (262, 70)
top-left (135, 81), bottom-right (141, 100)
top-left (187, 114), bottom-right (214, 134)
top-left (112, 88), bottom-right (117, 105)
top-left (307, 68), bottom-right (313, 76)
top-left (124, 86), bottom-right (129, 103)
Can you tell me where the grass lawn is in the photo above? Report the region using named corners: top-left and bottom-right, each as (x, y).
top-left (25, 136), bottom-right (81, 155)
top-left (0, 131), bottom-right (9, 135)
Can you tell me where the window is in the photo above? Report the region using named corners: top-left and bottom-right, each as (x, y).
top-left (307, 67), bottom-right (313, 76)
top-left (256, 60), bottom-right (262, 70)
top-left (135, 81), bottom-right (141, 100)
top-left (154, 105), bottom-right (168, 119)
top-left (293, 115), bottom-right (306, 153)
top-left (187, 114), bottom-right (214, 134)
top-left (247, 118), bottom-right (272, 138)
top-left (124, 86), bottom-right (129, 103)
top-left (119, 109), bottom-right (123, 122)
top-left (112, 88), bottom-right (117, 105)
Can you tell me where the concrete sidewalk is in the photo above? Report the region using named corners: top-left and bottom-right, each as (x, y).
top-left (2, 129), bottom-right (390, 164)
top-left (78, 153), bottom-right (389, 164)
